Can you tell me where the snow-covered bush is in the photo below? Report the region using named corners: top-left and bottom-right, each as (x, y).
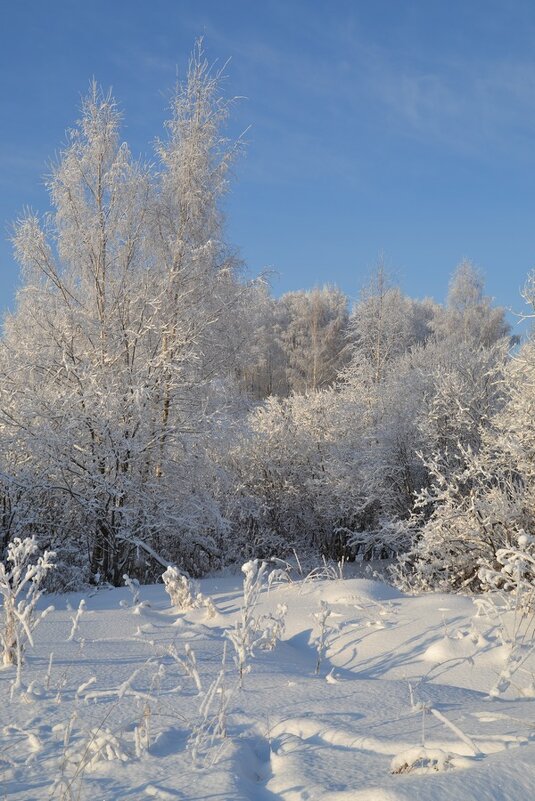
top-left (0, 536), bottom-right (55, 678)
top-left (478, 531), bottom-right (535, 697)
top-left (391, 339), bottom-right (513, 591)
top-left (216, 387), bottom-right (385, 562)
top-left (163, 566), bottom-right (199, 608)
top-left (162, 566), bottom-right (217, 616)
top-left (72, 726), bottom-right (129, 770)
top-left (479, 531), bottom-right (535, 599)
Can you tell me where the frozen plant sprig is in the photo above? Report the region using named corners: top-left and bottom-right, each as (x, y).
top-left (188, 642), bottom-right (235, 767)
top-left (67, 600), bottom-right (86, 642)
top-left (313, 600), bottom-right (332, 676)
top-left (391, 704), bottom-right (480, 774)
top-left (167, 642), bottom-right (203, 693)
top-left (134, 703), bottom-right (152, 757)
top-left (258, 603), bottom-right (288, 650)
top-left (121, 574), bottom-right (141, 608)
top-left (225, 559), bottom-right (269, 685)
top-left (0, 537), bottom-right (55, 688)
top-left (304, 556), bottom-right (345, 584)
top-left (45, 652), bottom-right (54, 691)
top-left (267, 557), bottom-right (294, 587)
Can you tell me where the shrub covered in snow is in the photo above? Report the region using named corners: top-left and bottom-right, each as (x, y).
top-left (162, 566), bottom-right (217, 616)
top-left (0, 536), bottom-right (55, 681)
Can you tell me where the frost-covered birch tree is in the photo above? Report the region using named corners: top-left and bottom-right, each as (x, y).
top-left (0, 43), bottom-right (245, 585)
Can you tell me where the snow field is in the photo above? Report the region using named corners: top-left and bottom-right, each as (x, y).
top-left (2, 571), bottom-right (535, 800)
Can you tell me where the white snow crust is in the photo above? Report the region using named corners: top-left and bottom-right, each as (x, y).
top-left (2, 572), bottom-right (535, 800)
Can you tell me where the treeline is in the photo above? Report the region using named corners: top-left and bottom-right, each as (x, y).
top-left (0, 46), bottom-right (531, 592)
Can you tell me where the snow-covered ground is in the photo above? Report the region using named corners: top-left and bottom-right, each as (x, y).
top-left (3, 567), bottom-right (535, 800)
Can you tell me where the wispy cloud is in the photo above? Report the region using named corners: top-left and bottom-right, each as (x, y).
top-left (0, 152), bottom-right (49, 191)
top-left (195, 9), bottom-right (535, 161)
top-left (361, 52), bottom-right (535, 155)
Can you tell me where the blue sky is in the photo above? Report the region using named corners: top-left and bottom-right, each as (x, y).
top-left (1, 0), bottom-right (535, 330)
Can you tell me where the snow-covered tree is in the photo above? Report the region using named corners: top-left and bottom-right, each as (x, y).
top-left (277, 286), bottom-right (350, 394)
top-left (233, 282), bottom-right (288, 399)
top-left (350, 267), bottom-right (431, 384)
top-left (1, 44), bottom-right (245, 585)
top-left (432, 260), bottom-right (510, 348)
